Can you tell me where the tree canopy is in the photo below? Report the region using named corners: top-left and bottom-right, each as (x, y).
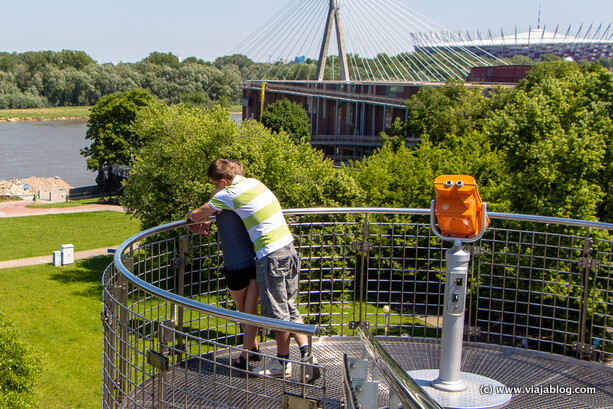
top-left (81, 89), bottom-right (156, 171)
top-left (0, 51), bottom-right (244, 108)
top-left (381, 61), bottom-right (613, 222)
top-left (260, 99), bottom-right (311, 144)
top-left (122, 104), bottom-right (362, 229)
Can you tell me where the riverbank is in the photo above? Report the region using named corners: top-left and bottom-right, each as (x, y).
top-left (0, 176), bottom-right (73, 197)
top-left (0, 105), bottom-right (241, 122)
top-left (0, 106), bottom-right (91, 122)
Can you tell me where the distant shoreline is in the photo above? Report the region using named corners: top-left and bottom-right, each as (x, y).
top-left (0, 106), bottom-right (241, 122)
top-left (0, 116), bottom-right (89, 123)
top-left (0, 106), bottom-right (92, 122)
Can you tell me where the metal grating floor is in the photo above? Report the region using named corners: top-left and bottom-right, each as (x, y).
top-left (128, 337), bottom-right (613, 408)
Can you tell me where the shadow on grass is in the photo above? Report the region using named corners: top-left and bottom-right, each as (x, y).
top-left (49, 255), bottom-right (113, 299)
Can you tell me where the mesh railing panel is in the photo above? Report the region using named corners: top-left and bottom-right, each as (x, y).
top-left (102, 210), bottom-right (613, 408)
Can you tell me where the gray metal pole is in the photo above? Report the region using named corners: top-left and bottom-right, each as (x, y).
top-left (432, 240), bottom-right (470, 392)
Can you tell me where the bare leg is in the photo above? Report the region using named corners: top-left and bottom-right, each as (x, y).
top-left (229, 280), bottom-right (260, 358)
top-left (293, 332), bottom-right (308, 346)
top-left (275, 330), bottom-right (291, 356)
top-left (242, 279), bottom-right (260, 355)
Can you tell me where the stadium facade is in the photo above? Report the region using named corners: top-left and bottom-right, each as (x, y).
top-left (414, 26), bottom-right (613, 62)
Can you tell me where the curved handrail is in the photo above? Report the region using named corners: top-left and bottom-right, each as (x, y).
top-left (282, 207), bottom-right (613, 231)
top-left (113, 219), bottom-right (320, 337)
top-left (356, 325), bottom-right (443, 409)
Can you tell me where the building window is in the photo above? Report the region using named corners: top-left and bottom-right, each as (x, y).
top-left (347, 103), bottom-right (355, 126)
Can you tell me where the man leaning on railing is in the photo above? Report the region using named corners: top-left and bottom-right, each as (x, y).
top-left (186, 158), bottom-right (321, 381)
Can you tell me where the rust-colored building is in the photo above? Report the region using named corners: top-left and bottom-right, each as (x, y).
top-left (243, 80), bottom-right (427, 161)
top-left (242, 79), bottom-right (506, 161)
top-left (466, 65), bottom-right (532, 83)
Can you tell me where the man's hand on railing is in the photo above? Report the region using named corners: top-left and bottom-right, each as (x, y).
top-left (187, 221), bottom-right (211, 235)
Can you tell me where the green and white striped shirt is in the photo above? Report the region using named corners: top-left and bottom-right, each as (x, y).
top-left (208, 176), bottom-right (293, 259)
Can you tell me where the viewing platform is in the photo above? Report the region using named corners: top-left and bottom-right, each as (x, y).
top-left (102, 208), bottom-right (613, 408)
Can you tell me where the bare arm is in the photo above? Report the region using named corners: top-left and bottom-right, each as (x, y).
top-left (187, 203), bottom-right (217, 223)
top-left (186, 184), bottom-right (225, 234)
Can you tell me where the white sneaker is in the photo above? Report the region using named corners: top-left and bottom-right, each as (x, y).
top-left (253, 359), bottom-right (292, 377)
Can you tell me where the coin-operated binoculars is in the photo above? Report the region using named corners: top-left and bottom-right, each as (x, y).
top-left (407, 176), bottom-right (511, 408)
top-left (430, 175), bottom-right (488, 392)
top-left (431, 175), bottom-right (489, 243)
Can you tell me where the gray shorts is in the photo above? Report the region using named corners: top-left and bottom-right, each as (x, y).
top-left (256, 243), bottom-right (303, 323)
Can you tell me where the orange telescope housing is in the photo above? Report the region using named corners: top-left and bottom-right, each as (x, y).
top-left (433, 175), bottom-right (489, 239)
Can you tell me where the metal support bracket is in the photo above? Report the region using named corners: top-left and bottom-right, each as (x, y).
top-left (573, 342), bottom-right (596, 357)
top-left (345, 356), bottom-right (378, 409)
top-left (100, 310), bottom-right (113, 326)
top-left (159, 320), bottom-right (175, 345)
top-left (466, 246), bottom-right (486, 256)
top-left (352, 241), bottom-right (373, 252)
top-left (147, 350), bottom-right (170, 371)
top-left (172, 257), bottom-right (188, 269)
top-left (281, 393), bottom-right (319, 409)
top-left (464, 325), bottom-right (481, 337)
top-left (578, 257), bottom-right (602, 270)
top-left (105, 285), bottom-right (124, 301)
top-left (349, 321), bottom-right (370, 330)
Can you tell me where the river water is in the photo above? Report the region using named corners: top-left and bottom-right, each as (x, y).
top-left (0, 113), bottom-right (242, 188)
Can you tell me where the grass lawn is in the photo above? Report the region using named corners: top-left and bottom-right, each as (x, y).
top-left (0, 211), bottom-right (141, 261)
top-left (0, 256), bottom-right (111, 409)
top-left (0, 211), bottom-right (142, 407)
top-left (0, 106), bottom-right (91, 121)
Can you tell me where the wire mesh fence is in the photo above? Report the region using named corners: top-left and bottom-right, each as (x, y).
top-left (102, 209), bottom-right (613, 408)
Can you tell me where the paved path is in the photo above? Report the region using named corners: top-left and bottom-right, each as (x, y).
top-left (0, 199), bottom-right (124, 218)
top-left (0, 199), bottom-right (127, 269)
top-left (0, 246), bottom-right (118, 270)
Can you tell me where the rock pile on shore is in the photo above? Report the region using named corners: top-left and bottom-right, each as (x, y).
top-left (0, 176), bottom-right (72, 196)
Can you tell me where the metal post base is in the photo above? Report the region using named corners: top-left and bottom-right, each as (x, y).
top-left (432, 376), bottom-right (468, 392)
top-left (407, 369), bottom-right (512, 409)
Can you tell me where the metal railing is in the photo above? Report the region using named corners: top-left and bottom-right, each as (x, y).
top-left (243, 81), bottom-right (410, 108)
top-left (102, 208), bottom-right (613, 408)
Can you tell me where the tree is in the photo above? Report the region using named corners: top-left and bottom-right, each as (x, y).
top-left (351, 131), bottom-right (506, 211)
top-left (486, 61), bottom-right (613, 220)
top-left (81, 89), bottom-right (157, 171)
top-left (404, 79), bottom-right (490, 144)
top-left (260, 99), bottom-right (311, 144)
top-left (0, 312), bottom-right (40, 409)
top-left (0, 53), bottom-right (16, 72)
top-left (214, 54), bottom-right (254, 69)
top-left (122, 104), bottom-right (362, 229)
top-left (141, 52), bottom-right (181, 69)
top-left (54, 50), bottom-right (95, 69)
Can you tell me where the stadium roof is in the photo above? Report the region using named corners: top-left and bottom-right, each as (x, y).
top-left (414, 26), bottom-right (613, 48)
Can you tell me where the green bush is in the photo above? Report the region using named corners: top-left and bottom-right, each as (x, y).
top-left (0, 312), bottom-right (40, 408)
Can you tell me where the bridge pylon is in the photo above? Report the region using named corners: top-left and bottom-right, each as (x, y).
top-left (316, 0), bottom-right (350, 81)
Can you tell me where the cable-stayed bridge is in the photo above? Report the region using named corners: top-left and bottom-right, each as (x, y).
top-left (226, 0), bottom-right (506, 83)
top-left (232, 0), bottom-right (512, 162)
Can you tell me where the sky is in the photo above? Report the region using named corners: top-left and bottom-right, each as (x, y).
top-left (1, 0), bottom-right (611, 64)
